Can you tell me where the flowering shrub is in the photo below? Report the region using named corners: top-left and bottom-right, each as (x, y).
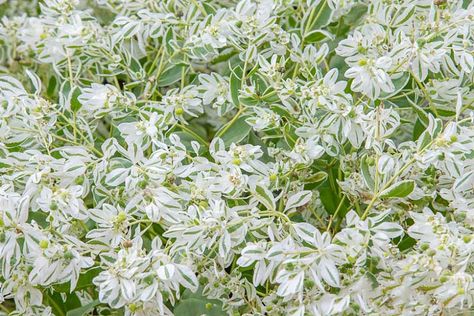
top-left (0, 0), bottom-right (473, 315)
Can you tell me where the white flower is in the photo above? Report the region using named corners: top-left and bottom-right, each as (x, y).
top-left (345, 56), bottom-right (395, 99)
top-left (94, 248), bottom-right (148, 308)
top-left (86, 204), bottom-right (131, 248)
top-left (78, 83), bottom-right (121, 116)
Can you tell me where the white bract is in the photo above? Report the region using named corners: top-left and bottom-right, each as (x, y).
top-left (0, 0), bottom-right (473, 315)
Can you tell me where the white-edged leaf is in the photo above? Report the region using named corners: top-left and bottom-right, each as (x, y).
top-left (252, 185), bottom-right (276, 211)
top-left (285, 191), bottom-right (312, 212)
top-left (380, 180), bottom-right (415, 198)
top-left (176, 265), bottom-right (199, 292)
top-left (293, 222), bottom-right (317, 243)
top-left (319, 258), bottom-right (340, 287)
top-left (377, 155), bottom-right (395, 175)
top-left (25, 69), bottom-right (42, 93)
top-left (105, 168), bottom-right (129, 186)
top-left (453, 170), bottom-right (474, 192)
top-left (373, 222), bottom-right (403, 238)
top-left (157, 264), bottom-right (176, 280)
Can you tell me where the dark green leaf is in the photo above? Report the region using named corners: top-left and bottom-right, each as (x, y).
top-left (303, 171), bottom-right (328, 185)
top-left (54, 268), bottom-right (101, 293)
top-left (215, 114), bottom-right (251, 146)
top-left (229, 65), bottom-right (243, 107)
top-left (379, 73), bottom-right (410, 100)
top-left (304, 29), bottom-right (334, 43)
top-left (157, 64), bottom-right (186, 87)
top-left (174, 290), bottom-right (225, 316)
top-left (283, 123), bottom-right (297, 148)
top-left (70, 87), bottom-right (82, 112)
top-left (380, 180), bottom-right (415, 198)
top-left (66, 300), bottom-right (100, 316)
top-left (302, 0), bottom-right (333, 36)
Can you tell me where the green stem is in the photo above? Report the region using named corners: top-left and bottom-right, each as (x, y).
top-left (327, 195), bottom-right (346, 231)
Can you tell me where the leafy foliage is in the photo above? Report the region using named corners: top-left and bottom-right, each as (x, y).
top-left (0, 0), bottom-right (473, 315)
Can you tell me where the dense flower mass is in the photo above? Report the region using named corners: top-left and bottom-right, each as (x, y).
top-left (0, 0), bottom-right (473, 315)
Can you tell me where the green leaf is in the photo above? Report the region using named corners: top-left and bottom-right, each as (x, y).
top-left (303, 171), bottom-right (328, 185)
top-left (343, 4), bottom-right (367, 25)
top-left (397, 236), bottom-right (416, 251)
top-left (380, 180), bottom-right (415, 198)
top-left (44, 292), bottom-right (81, 316)
top-left (270, 104), bottom-right (294, 120)
top-left (318, 182), bottom-right (339, 214)
top-left (202, 2), bottom-right (216, 15)
top-left (210, 49), bottom-right (238, 65)
top-left (436, 107), bottom-right (456, 117)
top-left (379, 73), bottom-right (409, 99)
top-left (301, 0), bottom-right (333, 37)
top-left (215, 114), bottom-right (251, 147)
top-left (70, 86), bottom-right (82, 112)
top-left (416, 130), bottom-right (432, 151)
top-left (360, 156), bottom-right (375, 191)
top-left (174, 290), bottom-right (225, 316)
top-left (157, 64), bottom-right (186, 87)
top-left (283, 123), bottom-right (297, 148)
top-left (229, 65), bottom-right (243, 107)
top-left (163, 28), bottom-right (174, 54)
top-left (252, 184), bottom-right (276, 211)
top-left (304, 29), bottom-right (334, 43)
top-left (328, 55), bottom-right (348, 80)
top-left (47, 75), bottom-right (57, 98)
top-left (391, 4), bottom-right (415, 27)
top-left (66, 300), bottom-right (100, 316)
top-left (405, 95), bottom-right (429, 126)
top-left (54, 267), bottom-right (101, 293)
top-left (413, 118), bottom-right (426, 141)
top-left (317, 165), bottom-right (341, 215)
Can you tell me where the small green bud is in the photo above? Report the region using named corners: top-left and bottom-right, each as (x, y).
top-left (304, 279), bottom-right (315, 288)
top-left (286, 262), bottom-right (295, 271)
top-left (75, 176), bottom-right (84, 185)
top-left (420, 243), bottom-right (430, 251)
top-left (64, 251), bottom-right (74, 260)
top-left (39, 239), bottom-right (49, 249)
top-left (138, 180), bottom-right (148, 189)
top-left (129, 303), bottom-right (137, 312)
top-left (175, 107), bottom-right (184, 115)
top-left (143, 274), bottom-right (155, 285)
top-left (116, 211), bottom-right (127, 223)
top-left (50, 202), bottom-right (58, 211)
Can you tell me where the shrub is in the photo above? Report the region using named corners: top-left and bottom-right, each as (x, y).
top-left (0, 0), bottom-right (473, 315)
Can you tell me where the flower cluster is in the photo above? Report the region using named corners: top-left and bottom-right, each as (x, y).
top-left (0, 0), bottom-right (473, 315)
